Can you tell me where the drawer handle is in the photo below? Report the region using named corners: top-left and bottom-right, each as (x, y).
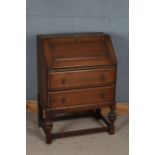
top-left (60, 97), bottom-right (66, 104)
top-left (61, 78), bottom-right (66, 85)
top-left (100, 93), bottom-right (104, 99)
top-left (101, 75), bottom-right (105, 81)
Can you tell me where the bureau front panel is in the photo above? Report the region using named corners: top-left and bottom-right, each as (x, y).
top-left (42, 35), bottom-right (116, 69)
top-left (48, 86), bottom-right (115, 109)
top-left (48, 67), bottom-right (116, 90)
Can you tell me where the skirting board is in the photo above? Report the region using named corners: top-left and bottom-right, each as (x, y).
top-left (26, 100), bottom-right (129, 116)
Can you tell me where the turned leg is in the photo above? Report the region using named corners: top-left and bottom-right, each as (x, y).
top-left (94, 108), bottom-right (101, 120)
top-left (38, 96), bottom-right (43, 127)
top-left (42, 118), bottom-right (53, 144)
top-left (108, 105), bottom-right (117, 134)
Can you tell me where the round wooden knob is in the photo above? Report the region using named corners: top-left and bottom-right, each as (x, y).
top-left (61, 97), bottom-right (66, 104)
top-left (61, 78), bottom-right (66, 85)
top-left (100, 93), bottom-right (104, 99)
top-left (101, 75), bottom-right (105, 81)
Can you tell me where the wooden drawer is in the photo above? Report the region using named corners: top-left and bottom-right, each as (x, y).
top-left (48, 86), bottom-right (115, 109)
top-left (48, 67), bottom-right (116, 90)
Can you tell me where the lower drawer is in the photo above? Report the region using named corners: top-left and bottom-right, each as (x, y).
top-left (48, 86), bottom-right (115, 109)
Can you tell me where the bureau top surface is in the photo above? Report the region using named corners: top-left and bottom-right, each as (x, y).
top-left (37, 33), bottom-right (116, 69)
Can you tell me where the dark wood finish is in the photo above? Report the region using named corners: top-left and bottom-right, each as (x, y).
top-left (42, 118), bottom-right (53, 144)
top-left (37, 33), bottom-right (117, 144)
top-left (37, 95), bottom-right (43, 127)
top-left (52, 127), bottom-right (109, 139)
top-left (94, 109), bottom-right (101, 120)
top-left (52, 111), bottom-right (95, 122)
top-left (108, 104), bottom-right (117, 134)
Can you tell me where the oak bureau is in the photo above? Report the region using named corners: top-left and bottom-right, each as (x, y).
top-left (37, 33), bottom-right (117, 144)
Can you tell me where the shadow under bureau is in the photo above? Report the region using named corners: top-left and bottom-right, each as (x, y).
top-left (37, 33), bottom-right (117, 144)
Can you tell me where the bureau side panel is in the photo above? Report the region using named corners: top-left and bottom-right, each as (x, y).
top-left (37, 37), bottom-right (48, 108)
top-left (104, 35), bottom-right (117, 65)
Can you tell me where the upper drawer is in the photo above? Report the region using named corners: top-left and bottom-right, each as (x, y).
top-left (48, 67), bottom-right (116, 91)
top-left (39, 34), bottom-right (116, 69)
